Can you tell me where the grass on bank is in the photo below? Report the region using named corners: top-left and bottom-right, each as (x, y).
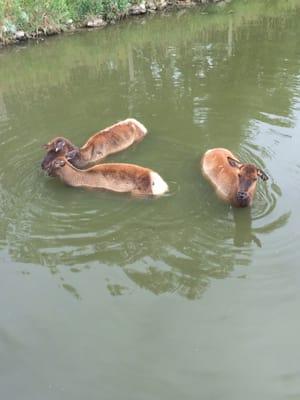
top-left (0, 0), bottom-right (134, 42)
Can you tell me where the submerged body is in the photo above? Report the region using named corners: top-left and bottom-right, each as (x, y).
top-left (47, 156), bottom-right (168, 196)
top-left (41, 118), bottom-right (147, 170)
top-left (201, 148), bottom-right (268, 207)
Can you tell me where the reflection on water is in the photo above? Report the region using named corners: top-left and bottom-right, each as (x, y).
top-left (0, 0), bottom-right (300, 301)
top-left (233, 208), bottom-right (262, 248)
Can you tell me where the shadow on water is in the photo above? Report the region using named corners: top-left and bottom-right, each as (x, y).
top-left (0, 0), bottom-right (299, 299)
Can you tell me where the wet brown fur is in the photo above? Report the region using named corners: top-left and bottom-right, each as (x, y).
top-left (201, 148), bottom-right (268, 207)
top-left (41, 119), bottom-right (147, 170)
top-left (47, 156), bottom-right (155, 196)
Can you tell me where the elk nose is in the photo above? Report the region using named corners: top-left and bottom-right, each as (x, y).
top-left (237, 191), bottom-right (248, 201)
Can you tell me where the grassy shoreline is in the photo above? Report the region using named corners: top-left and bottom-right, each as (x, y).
top-left (0, 0), bottom-right (227, 46)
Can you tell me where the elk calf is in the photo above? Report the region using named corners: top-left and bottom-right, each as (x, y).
top-left (47, 156), bottom-right (168, 196)
top-left (41, 118), bottom-right (147, 170)
top-left (201, 148), bottom-right (268, 207)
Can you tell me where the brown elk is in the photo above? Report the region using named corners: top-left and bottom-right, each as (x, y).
top-left (46, 156), bottom-right (169, 196)
top-left (41, 118), bottom-right (147, 170)
top-left (201, 148), bottom-right (268, 207)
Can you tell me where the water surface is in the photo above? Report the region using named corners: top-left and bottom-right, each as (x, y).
top-left (1, 1), bottom-right (300, 399)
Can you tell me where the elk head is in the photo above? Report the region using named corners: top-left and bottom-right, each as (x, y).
top-left (41, 137), bottom-right (77, 170)
top-left (227, 157), bottom-right (268, 207)
top-left (46, 156), bottom-right (67, 177)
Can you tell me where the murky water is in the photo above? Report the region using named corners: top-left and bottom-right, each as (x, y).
top-left (1, 1), bottom-right (300, 399)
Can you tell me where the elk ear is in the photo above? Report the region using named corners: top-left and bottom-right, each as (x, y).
top-left (257, 168), bottom-right (268, 181)
top-left (227, 156), bottom-right (241, 168)
top-left (55, 140), bottom-right (65, 152)
top-left (42, 143), bottom-right (49, 150)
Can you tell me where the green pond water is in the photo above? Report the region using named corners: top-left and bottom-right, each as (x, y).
top-left (1, 1), bottom-right (300, 399)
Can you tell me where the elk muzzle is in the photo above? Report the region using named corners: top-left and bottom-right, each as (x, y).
top-left (236, 191), bottom-right (251, 207)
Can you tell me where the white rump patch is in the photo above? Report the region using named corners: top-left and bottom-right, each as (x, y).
top-left (122, 118), bottom-right (148, 135)
top-left (204, 149), bottom-right (214, 156)
top-left (150, 171), bottom-right (168, 195)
